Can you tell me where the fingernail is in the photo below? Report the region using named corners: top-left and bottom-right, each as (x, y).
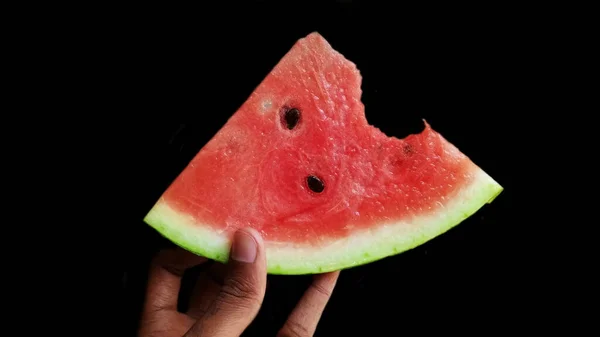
top-left (231, 229), bottom-right (257, 263)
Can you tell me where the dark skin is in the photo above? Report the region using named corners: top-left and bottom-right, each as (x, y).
top-left (139, 228), bottom-right (340, 337)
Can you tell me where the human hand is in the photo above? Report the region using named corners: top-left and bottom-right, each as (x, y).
top-left (139, 228), bottom-right (340, 337)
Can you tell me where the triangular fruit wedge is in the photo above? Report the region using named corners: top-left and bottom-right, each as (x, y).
top-left (144, 32), bottom-right (503, 275)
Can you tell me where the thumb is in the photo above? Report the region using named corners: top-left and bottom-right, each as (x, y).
top-left (185, 228), bottom-right (267, 337)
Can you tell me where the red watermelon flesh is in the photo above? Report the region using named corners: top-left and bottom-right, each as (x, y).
top-left (144, 32), bottom-right (503, 274)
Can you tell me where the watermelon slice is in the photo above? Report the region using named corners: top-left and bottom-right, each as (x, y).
top-left (144, 32), bottom-right (503, 275)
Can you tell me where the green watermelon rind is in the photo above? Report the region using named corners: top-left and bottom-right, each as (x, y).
top-left (144, 168), bottom-right (502, 275)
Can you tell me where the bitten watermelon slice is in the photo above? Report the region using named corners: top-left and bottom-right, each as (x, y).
top-left (145, 32), bottom-right (503, 275)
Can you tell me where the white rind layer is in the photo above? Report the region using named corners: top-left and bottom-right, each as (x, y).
top-left (144, 168), bottom-right (503, 275)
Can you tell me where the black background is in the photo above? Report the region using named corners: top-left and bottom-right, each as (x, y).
top-left (58, 1), bottom-right (526, 336)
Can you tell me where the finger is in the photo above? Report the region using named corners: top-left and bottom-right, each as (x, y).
top-left (144, 247), bottom-right (207, 313)
top-left (277, 271), bottom-right (340, 337)
top-left (185, 228), bottom-right (267, 337)
top-left (187, 263), bottom-right (228, 319)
